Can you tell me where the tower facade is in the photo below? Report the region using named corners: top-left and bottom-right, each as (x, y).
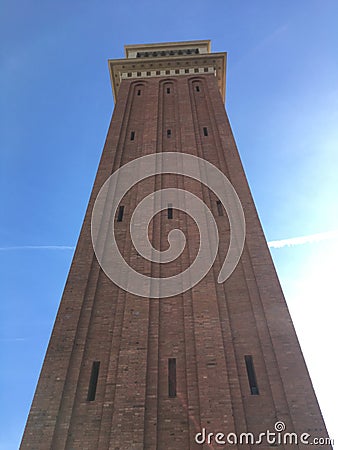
top-left (21, 41), bottom-right (331, 449)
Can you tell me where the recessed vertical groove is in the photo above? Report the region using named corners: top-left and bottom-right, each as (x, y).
top-left (201, 76), bottom-right (293, 431)
top-left (174, 80), bottom-right (194, 444)
top-left (107, 81), bottom-right (150, 449)
top-left (190, 75), bottom-right (250, 434)
top-left (98, 83), bottom-right (147, 449)
top-left (50, 80), bottom-right (138, 449)
top-left (62, 81), bottom-right (139, 449)
top-left (188, 76), bottom-right (239, 435)
top-left (240, 242), bottom-right (294, 424)
top-left (200, 76), bottom-right (291, 438)
top-left (143, 79), bottom-right (164, 450)
top-left (156, 80), bottom-right (165, 448)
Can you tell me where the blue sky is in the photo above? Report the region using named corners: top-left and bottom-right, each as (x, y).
top-left (1, 1), bottom-right (338, 448)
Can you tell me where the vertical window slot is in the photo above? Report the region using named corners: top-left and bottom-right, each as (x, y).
top-left (203, 127), bottom-right (208, 137)
top-left (245, 355), bottom-right (259, 395)
top-left (216, 200), bottom-right (223, 216)
top-left (137, 89), bottom-right (141, 96)
top-left (167, 129), bottom-right (172, 138)
top-left (168, 203), bottom-right (173, 219)
top-left (87, 361), bottom-right (100, 401)
top-left (117, 205), bottom-right (124, 222)
top-left (168, 358), bottom-right (176, 397)
top-left (166, 87), bottom-right (171, 94)
top-left (196, 85), bottom-right (200, 92)
top-left (130, 131), bottom-right (135, 141)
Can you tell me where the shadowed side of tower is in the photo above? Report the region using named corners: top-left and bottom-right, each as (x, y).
top-left (21, 40), bottom-right (331, 450)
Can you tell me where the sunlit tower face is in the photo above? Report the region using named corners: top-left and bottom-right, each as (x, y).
top-left (21, 40), bottom-right (331, 450)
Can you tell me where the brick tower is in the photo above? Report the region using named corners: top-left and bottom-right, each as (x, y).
top-left (21, 41), bottom-right (331, 449)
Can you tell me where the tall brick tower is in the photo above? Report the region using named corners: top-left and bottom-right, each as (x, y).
top-left (21, 41), bottom-right (331, 449)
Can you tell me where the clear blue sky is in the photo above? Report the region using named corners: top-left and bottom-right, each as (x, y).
top-left (1, 1), bottom-right (337, 448)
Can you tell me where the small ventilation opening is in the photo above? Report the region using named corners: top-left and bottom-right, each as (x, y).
top-left (167, 129), bottom-right (172, 138)
top-left (245, 355), bottom-right (259, 395)
top-left (203, 127), bottom-right (208, 137)
top-left (168, 358), bottom-right (176, 397)
top-left (168, 203), bottom-right (173, 219)
top-left (87, 361), bottom-right (100, 401)
top-left (117, 205), bottom-right (124, 222)
top-left (130, 131), bottom-right (135, 141)
top-left (216, 200), bottom-right (223, 216)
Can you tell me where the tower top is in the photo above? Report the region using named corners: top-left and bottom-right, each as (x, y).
top-left (124, 40), bottom-right (211, 58)
top-left (108, 40), bottom-right (226, 103)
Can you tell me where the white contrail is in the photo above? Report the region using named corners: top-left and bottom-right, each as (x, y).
top-left (268, 230), bottom-right (338, 249)
top-left (1, 230), bottom-right (338, 252)
top-left (0, 245), bottom-right (75, 251)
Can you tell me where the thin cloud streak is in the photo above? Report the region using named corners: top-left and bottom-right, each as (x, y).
top-left (0, 245), bottom-right (75, 251)
top-left (268, 230), bottom-right (338, 249)
top-left (1, 231), bottom-right (338, 252)
top-left (0, 337), bottom-right (27, 342)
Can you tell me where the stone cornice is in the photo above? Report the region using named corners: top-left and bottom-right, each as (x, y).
top-left (108, 41), bottom-right (227, 103)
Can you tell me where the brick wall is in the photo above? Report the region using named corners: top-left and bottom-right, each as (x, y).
top-left (21, 73), bottom-right (331, 450)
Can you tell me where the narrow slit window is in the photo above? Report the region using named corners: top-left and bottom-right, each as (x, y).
top-left (87, 361), bottom-right (100, 401)
top-left (117, 205), bottom-right (124, 222)
top-left (245, 355), bottom-right (259, 395)
top-left (167, 129), bottom-right (172, 138)
top-left (168, 203), bottom-right (173, 219)
top-left (137, 89), bottom-right (141, 96)
top-left (166, 87), bottom-right (171, 94)
top-left (203, 127), bottom-right (208, 137)
top-left (216, 200), bottom-right (223, 216)
top-left (130, 131), bottom-right (135, 141)
top-left (168, 358), bottom-right (176, 397)
top-left (196, 85), bottom-right (200, 92)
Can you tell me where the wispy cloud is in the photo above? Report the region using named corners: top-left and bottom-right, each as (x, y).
top-left (268, 230), bottom-right (338, 249)
top-left (0, 337), bottom-right (27, 342)
top-left (0, 245), bottom-right (75, 251)
top-left (1, 231), bottom-right (338, 252)
top-left (232, 23), bottom-right (289, 72)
